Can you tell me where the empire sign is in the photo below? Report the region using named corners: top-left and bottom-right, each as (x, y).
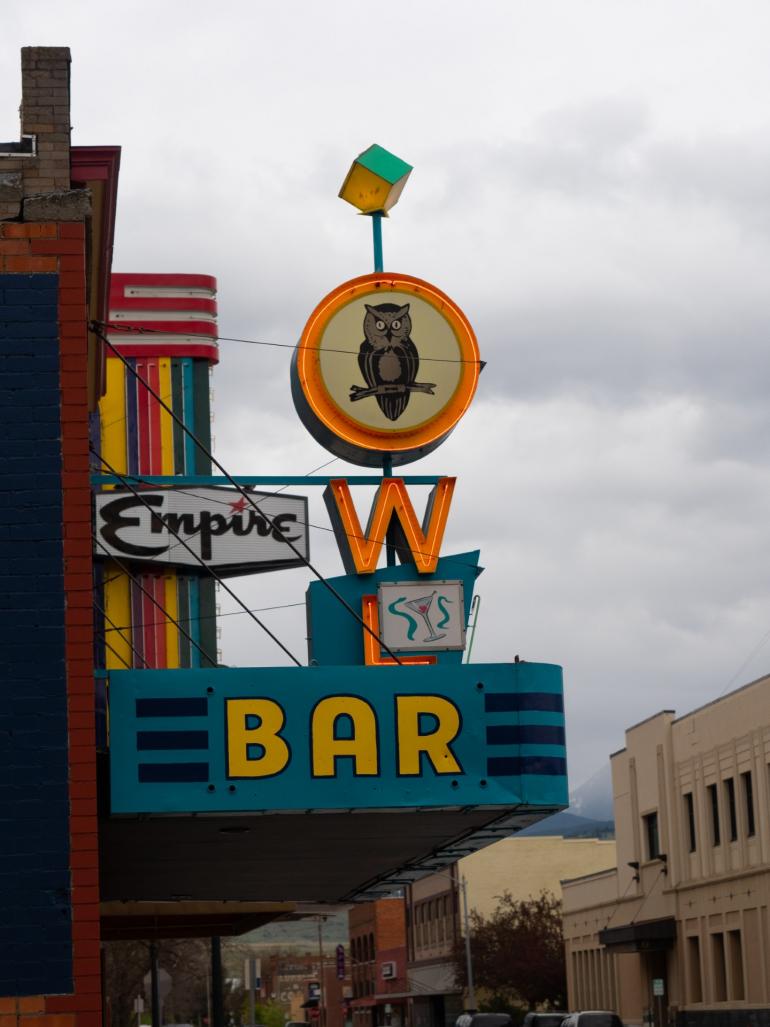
top-left (94, 487), bottom-right (309, 574)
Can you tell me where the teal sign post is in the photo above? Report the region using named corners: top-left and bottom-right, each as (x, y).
top-left (109, 662), bottom-right (567, 815)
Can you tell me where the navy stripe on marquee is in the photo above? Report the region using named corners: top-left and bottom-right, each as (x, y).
top-left (138, 762), bottom-right (210, 783)
top-left (486, 724), bottom-right (566, 746)
top-left (486, 756), bottom-right (567, 777)
top-left (136, 697), bottom-right (208, 717)
top-left (484, 691), bottom-right (564, 713)
top-left (137, 730), bottom-right (209, 751)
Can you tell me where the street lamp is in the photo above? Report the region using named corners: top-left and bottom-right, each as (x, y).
top-left (416, 867), bottom-right (476, 1013)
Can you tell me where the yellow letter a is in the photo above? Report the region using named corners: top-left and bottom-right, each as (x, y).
top-left (311, 696), bottom-right (379, 777)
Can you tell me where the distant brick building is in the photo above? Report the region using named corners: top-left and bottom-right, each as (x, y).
top-left (350, 899), bottom-right (408, 1027)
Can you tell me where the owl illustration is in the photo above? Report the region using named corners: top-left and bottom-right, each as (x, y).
top-left (354, 302), bottom-right (420, 421)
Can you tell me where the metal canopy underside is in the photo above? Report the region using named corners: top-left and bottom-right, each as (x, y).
top-left (100, 900), bottom-right (295, 941)
top-left (99, 806), bottom-right (549, 905)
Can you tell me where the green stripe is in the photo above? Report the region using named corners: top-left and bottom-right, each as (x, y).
top-left (193, 360), bottom-right (212, 474)
top-left (198, 577), bottom-right (217, 668)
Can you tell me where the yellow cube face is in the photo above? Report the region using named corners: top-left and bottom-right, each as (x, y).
top-left (339, 163), bottom-right (391, 214)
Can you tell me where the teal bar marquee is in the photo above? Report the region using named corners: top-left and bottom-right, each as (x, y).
top-left (108, 662), bottom-right (567, 815)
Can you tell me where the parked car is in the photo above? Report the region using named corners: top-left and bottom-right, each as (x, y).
top-left (455, 1014), bottom-right (512, 1027)
top-left (561, 1013), bottom-right (623, 1027)
top-left (523, 1013), bottom-right (567, 1027)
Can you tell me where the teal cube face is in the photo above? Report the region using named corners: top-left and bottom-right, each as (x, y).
top-left (357, 144), bottom-right (413, 185)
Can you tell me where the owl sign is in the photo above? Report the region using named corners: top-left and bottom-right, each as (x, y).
top-left (291, 273), bottom-right (481, 467)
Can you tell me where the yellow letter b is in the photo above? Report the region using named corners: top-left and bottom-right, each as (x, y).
top-left (226, 698), bottom-right (290, 778)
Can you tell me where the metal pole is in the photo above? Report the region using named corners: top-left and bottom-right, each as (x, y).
top-left (463, 595), bottom-right (481, 664)
top-left (317, 918), bottom-right (326, 1027)
top-left (460, 876), bottom-right (476, 1012)
top-left (248, 957), bottom-right (256, 1027)
top-left (382, 453), bottom-right (396, 567)
top-left (372, 213), bottom-right (384, 273)
top-left (149, 942), bottom-right (161, 1027)
top-left (211, 937), bottom-right (225, 1027)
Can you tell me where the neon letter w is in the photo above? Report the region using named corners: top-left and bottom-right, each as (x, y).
top-left (323, 477), bottom-right (455, 575)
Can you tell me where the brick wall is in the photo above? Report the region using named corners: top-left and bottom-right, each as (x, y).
top-left (0, 221), bottom-right (100, 1025)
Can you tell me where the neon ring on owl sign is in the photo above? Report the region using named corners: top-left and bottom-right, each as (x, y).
top-left (291, 273), bottom-right (481, 467)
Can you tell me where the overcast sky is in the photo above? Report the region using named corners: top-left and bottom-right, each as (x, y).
top-left (5, 0), bottom-right (770, 789)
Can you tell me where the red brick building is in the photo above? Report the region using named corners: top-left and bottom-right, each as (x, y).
top-left (0, 46), bottom-right (119, 1027)
top-left (349, 900), bottom-right (408, 1027)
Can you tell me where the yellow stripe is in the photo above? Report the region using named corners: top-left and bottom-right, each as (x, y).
top-left (100, 358), bottom-right (127, 487)
top-left (164, 573), bottom-right (180, 668)
top-left (104, 565), bottom-right (132, 669)
top-left (159, 357), bottom-right (174, 474)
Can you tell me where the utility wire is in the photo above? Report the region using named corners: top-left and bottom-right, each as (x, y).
top-left (97, 631), bottom-right (133, 670)
top-left (94, 539), bottom-right (218, 667)
top-left (104, 320), bottom-right (484, 366)
top-left (630, 867), bottom-right (667, 925)
top-left (102, 600), bottom-right (305, 635)
top-left (92, 448), bottom-right (302, 667)
top-left (603, 874), bottom-right (637, 929)
top-left (90, 321), bottom-right (404, 665)
top-left (95, 599), bottom-right (149, 669)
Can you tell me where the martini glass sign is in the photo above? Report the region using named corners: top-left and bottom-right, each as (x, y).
top-left (401, 591), bottom-right (446, 644)
top-left (379, 581), bottom-right (466, 653)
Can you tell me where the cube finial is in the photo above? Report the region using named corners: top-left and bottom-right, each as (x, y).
top-left (339, 144), bottom-right (412, 215)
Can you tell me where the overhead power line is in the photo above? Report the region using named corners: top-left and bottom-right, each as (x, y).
top-left (104, 320), bottom-right (484, 366)
top-left (90, 321), bottom-right (404, 665)
top-left (95, 539), bottom-right (219, 667)
top-left (92, 448), bottom-right (303, 667)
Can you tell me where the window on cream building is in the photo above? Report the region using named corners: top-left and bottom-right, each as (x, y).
top-left (708, 783), bottom-right (721, 846)
top-left (687, 934), bottom-right (703, 1003)
top-left (741, 770), bottom-right (755, 837)
top-left (643, 811), bottom-right (660, 860)
top-left (684, 791), bottom-right (697, 853)
top-left (724, 777), bottom-right (738, 842)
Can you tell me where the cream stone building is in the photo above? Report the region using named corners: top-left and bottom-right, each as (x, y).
top-left (562, 673), bottom-right (770, 1027)
top-left (405, 835), bottom-right (617, 1027)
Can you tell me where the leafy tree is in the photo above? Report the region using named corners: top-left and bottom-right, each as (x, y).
top-left (453, 891), bottom-right (566, 1010)
top-left (250, 1001), bottom-right (287, 1027)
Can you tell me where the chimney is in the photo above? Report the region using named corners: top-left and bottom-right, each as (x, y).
top-left (0, 47), bottom-right (90, 221)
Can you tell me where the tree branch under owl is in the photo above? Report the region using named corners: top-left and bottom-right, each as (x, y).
top-left (349, 382), bottom-right (436, 401)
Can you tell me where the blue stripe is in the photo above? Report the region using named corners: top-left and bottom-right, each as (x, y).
top-left (137, 730), bottom-right (209, 751)
top-left (484, 692), bottom-right (564, 713)
top-left (135, 697), bottom-right (207, 718)
top-left (138, 762), bottom-right (209, 783)
top-left (487, 755), bottom-right (567, 777)
top-left (181, 358), bottom-right (196, 473)
top-left (486, 724), bottom-right (565, 746)
top-left (126, 358), bottom-right (138, 477)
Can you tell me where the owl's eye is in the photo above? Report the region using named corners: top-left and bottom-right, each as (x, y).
top-left (375, 320), bottom-right (386, 330)
top-left (391, 319), bottom-right (401, 330)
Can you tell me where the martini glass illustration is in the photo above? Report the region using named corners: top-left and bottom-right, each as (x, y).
top-left (403, 591), bottom-right (446, 644)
